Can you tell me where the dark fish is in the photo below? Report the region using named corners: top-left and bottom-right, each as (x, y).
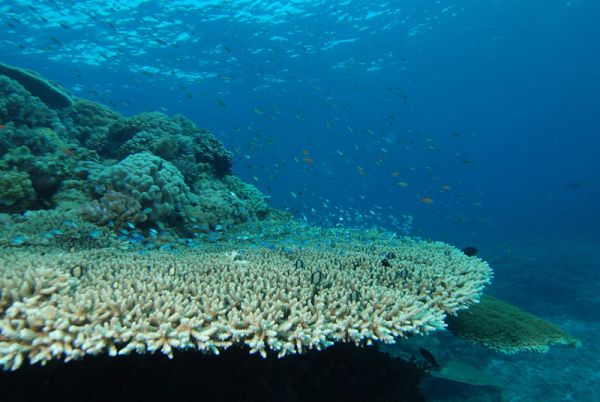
top-left (50, 36), bottom-right (63, 46)
top-left (150, 35), bottom-right (168, 46)
top-left (461, 246), bottom-right (478, 257)
top-left (419, 347), bottom-right (439, 368)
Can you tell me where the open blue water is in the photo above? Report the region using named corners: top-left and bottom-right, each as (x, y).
top-left (1, 1), bottom-right (599, 400)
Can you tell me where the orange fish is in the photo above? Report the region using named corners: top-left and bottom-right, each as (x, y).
top-left (303, 157), bottom-right (314, 164)
top-left (420, 197), bottom-right (434, 204)
top-left (0, 124), bottom-right (5, 129)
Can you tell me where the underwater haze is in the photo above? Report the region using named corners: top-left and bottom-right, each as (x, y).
top-left (2, 0), bottom-right (599, 244)
top-left (1, 0), bottom-right (599, 401)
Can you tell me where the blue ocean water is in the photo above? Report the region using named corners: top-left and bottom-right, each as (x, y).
top-left (1, 0), bottom-right (599, 400)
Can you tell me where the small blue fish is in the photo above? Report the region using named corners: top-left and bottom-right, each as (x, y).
top-left (10, 236), bottom-right (26, 245)
top-left (89, 230), bottom-right (101, 239)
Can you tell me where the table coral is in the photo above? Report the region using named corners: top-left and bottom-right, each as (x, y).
top-left (0, 232), bottom-right (492, 370)
top-left (445, 295), bottom-right (580, 353)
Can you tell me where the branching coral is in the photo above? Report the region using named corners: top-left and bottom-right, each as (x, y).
top-left (0, 234), bottom-right (492, 370)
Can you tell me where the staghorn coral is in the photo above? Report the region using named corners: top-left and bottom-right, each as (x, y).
top-left (0, 233), bottom-right (492, 370)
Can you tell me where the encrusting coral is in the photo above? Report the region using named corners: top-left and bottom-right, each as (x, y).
top-left (0, 231), bottom-right (492, 371)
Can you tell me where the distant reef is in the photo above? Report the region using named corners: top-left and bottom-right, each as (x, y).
top-left (0, 62), bottom-right (268, 234)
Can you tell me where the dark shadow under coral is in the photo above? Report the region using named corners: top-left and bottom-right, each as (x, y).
top-left (0, 344), bottom-right (425, 402)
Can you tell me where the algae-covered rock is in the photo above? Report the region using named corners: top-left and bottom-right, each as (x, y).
top-left (0, 62), bottom-right (72, 109)
top-left (445, 295), bottom-right (580, 353)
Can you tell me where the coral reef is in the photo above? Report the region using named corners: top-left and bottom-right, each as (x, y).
top-left (0, 229), bottom-right (492, 370)
top-left (105, 112), bottom-right (232, 181)
top-left (0, 65), bottom-right (266, 227)
top-left (80, 190), bottom-right (146, 227)
top-left (86, 152), bottom-right (196, 225)
top-left (0, 76), bottom-right (57, 128)
top-left (0, 170), bottom-right (36, 212)
top-left (0, 210), bottom-right (117, 250)
top-left (445, 295), bottom-right (580, 353)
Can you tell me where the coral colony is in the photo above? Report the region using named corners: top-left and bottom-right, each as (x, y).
top-left (0, 63), bottom-right (493, 371)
